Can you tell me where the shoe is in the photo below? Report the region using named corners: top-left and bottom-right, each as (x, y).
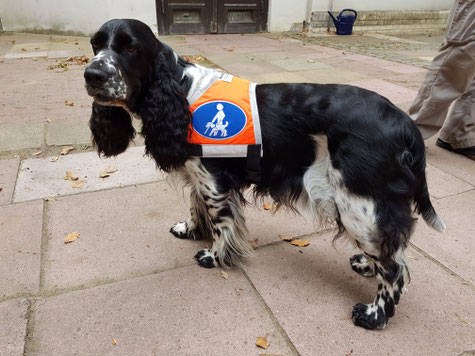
top-left (436, 138), bottom-right (475, 161)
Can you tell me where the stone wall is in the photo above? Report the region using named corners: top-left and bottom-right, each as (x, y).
top-left (312, 10), bottom-right (449, 33)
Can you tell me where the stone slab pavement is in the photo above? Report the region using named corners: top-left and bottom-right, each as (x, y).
top-left (0, 29), bottom-right (474, 355)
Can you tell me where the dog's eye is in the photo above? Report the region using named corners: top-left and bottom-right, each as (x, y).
top-left (126, 47), bottom-right (137, 54)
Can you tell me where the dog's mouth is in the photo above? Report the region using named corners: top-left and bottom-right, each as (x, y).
top-left (85, 86), bottom-right (128, 108)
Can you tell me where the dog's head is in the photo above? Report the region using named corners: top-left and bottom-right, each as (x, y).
top-left (85, 19), bottom-right (191, 171)
top-left (84, 19), bottom-right (159, 108)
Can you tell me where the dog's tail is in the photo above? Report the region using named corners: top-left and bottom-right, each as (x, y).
top-left (413, 175), bottom-right (446, 232)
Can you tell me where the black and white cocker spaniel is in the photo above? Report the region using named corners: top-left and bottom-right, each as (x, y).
top-left (84, 19), bottom-right (445, 330)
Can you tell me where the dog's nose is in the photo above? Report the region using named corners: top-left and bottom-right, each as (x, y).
top-left (84, 68), bottom-right (108, 86)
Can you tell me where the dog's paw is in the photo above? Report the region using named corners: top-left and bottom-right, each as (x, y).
top-left (170, 221), bottom-right (191, 239)
top-left (352, 303), bottom-right (387, 330)
top-left (350, 254), bottom-right (375, 277)
top-left (194, 249), bottom-right (218, 268)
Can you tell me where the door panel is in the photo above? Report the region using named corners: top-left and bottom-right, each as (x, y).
top-left (157, 0), bottom-right (268, 35)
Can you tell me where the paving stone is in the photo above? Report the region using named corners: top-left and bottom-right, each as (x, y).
top-left (426, 163), bottom-right (473, 199)
top-left (14, 146), bottom-right (164, 202)
top-left (217, 61), bottom-right (283, 77)
top-left (0, 299), bottom-right (29, 356)
top-left (269, 58), bottom-right (333, 72)
top-left (0, 158), bottom-right (20, 205)
top-left (299, 68), bottom-right (367, 84)
top-left (0, 123), bottom-right (44, 152)
top-left (244, 232), bottom-right (475, 356)
top-left (345, 78), bottom-right (419, 104)
top-left (41, 181), bottom-right (314, 292)
top-left (425, 136), bottom-right (475, 186)
top-left (31, 266), bottom-right (296, 356)
top-left (412, 190), bottom-right (475, 284)
top-left (251, 71), bottom-right (310, 84)
top-left (45, 120), bottom-right (92, 146)
top-left (0, 201), bottom-right (43, 298)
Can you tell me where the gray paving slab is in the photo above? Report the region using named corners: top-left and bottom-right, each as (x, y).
top-left (14, 146), bottom-right (164, 202)
top-left (426, 163), bottom-right (473, 199)
top-left (298, 68), bottom-right (368, 84)
top-left (244, 232), bottom-right (475, 356)
top-left (425, 136), bottom-right (475, 186)
top-left (412, 189), bottom-right (475, 284)
top-left (0, 299), bottom-right (29, 356)
top-left (41, 182), bottom-right (203, 291)
top-left (251, 71), bottom-right (311, 84)
top-left (269, 58), bottom-right (333, 72)
top-left (45, 120), bottom-right (92, 146)
top-left (0, 200), bottom-right (43, 299)
top-left (0, 123), bottom-right (44, 152)
top-left (41, 181), bottom-right (314, 292)
top-left (0, 158), bottom-right (20, 205)
top-left (30, 266), bottom-right (296, 356)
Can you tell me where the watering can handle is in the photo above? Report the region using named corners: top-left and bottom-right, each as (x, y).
top-left (340, 9), bottom-right (357, 20)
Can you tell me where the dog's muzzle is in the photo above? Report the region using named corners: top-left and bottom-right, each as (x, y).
top-left (84, 51), bottom-right (128, 104)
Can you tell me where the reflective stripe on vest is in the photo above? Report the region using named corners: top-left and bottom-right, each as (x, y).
top-left (188, 75), bottom-right (263, 158)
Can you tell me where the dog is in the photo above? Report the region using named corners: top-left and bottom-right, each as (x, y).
top-left (84, 19), bottom-right (445, 330)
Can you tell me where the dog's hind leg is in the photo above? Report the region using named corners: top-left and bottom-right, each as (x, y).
top-left (170, 189), bottom-right (206, 240)
top-left (332, 175), bottom-right (411, 329)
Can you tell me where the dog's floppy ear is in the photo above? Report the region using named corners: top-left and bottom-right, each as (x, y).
top-left (138, 49), bottom-right (191, 172)
top-left (89, 102), bottom-right (136, 156)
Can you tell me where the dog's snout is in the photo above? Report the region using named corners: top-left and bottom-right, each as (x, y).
top-left (84, 67), bottom-right (109, 86)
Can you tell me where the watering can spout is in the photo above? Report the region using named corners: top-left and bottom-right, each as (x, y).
top-left (327, 9), bottom-right (357, 35)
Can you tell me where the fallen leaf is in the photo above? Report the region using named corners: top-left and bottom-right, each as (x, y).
top-left (72, 180), bottom-right (84, 188)
top-left (290, 239), bottom-right (310, 247)
top-left (21, 48), bottom-right (27, 52)
top-left (12, 40), bottom-right (16, 45)
top-left (279, 234), bottom-right (293, 241)
top-left (63, 171), bottom-right (78, 181)
top-left (99, 171), bottom-right (111, 178)
top-left (44, 196), bottom-right (56, 202)
top-left (111, 338), bottom-right (117, 345)
top-left (61, 146), bottom-right (75, 155)
top-left (64, 232), bottom-right (79, 243)
top-left (307, 59), bottom-right (315, 63)
top-left (263, 203), bottom-right (273, 210)
top-left (32, 151), bottom-right (42, 157)
top-left (46, 118), bottom-right (52, 123)
top-left (105, 167), bottom-right (118, 174)
top-left (50, 156), bottom-right (59, 162)
top-left (80, 104), bottom-right (90, 108)
top-left (64, 100), bottom-right (74, 107)
top-left (220, 270), bottom-right (229, 279)
top-left (256, 334), bottom-right (269, 349)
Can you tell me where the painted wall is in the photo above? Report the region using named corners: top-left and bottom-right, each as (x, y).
top-left (0, 0), bottom-right (157, 35)
top-left (268, 0), bottom-right (454, 32)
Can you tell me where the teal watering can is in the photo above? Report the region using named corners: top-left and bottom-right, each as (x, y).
top-left (328, 9), bottom-right (357, 35)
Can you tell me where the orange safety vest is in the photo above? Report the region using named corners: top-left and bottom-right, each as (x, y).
top-left (188, 74), bottom-right (262, 158)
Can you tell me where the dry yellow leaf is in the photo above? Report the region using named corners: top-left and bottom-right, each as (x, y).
top-left (64, 232), bottom-right (79, 243)
top-left (72, 180), bottom-right (84, 188)
top-left (99, 171), bottom-right (110, 178)
top-left (46, 118), bottom-right (52, 123)
top-left (220, 270), bottom-right (229, 279)
top-left (112, 338), bottom-right (117, 345)
top-left (32, 151), bottom-right (42, 157)
top-left (64, 100), bottom-right (74, 106)
top-left (50, 156), bottom-right (59, 162)
top-left (290, 239), bottom-right (310, 247)
top-left (263, 203), bottom-right (273, 211)
top-left (256, 334), bottom-right (269, 349)
top-left (279, 234), bottom-right (292, 242)
top-left (61, 146), bottom-right (75, 155)
top-left (63, 171), bottom-right (78, 181)
top-left (44, 196), bottom-right (56, 202)
top-left (105, 167), bottom-right (118, 174)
